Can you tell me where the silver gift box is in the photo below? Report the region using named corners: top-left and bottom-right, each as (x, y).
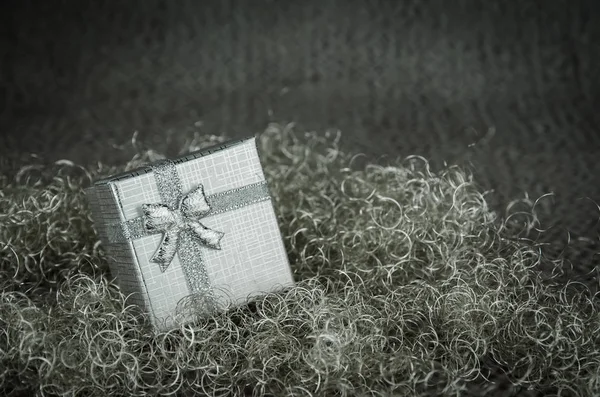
top-left (85, 137), bottom-right (294, 331)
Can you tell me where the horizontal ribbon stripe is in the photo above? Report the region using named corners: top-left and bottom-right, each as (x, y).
top-left (107, 181), bottom-right (271, 244)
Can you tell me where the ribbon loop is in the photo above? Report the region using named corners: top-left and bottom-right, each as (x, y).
top-left (142, 203), bottom-right (177, 232)
top-left (181, 185), bottom-right (211, 217)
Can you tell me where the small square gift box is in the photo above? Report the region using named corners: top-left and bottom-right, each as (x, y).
top-left (85, 137), bottom-right (294, 331)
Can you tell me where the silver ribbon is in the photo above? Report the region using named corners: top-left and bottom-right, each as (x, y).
top-left (107, 159), bottom-right (271, 307)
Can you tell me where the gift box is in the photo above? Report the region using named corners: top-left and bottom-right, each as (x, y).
top-left (85, 137), bottom-right (294, 331)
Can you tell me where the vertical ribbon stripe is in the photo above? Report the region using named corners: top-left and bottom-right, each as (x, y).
top-left (152, 160), bottom-right (183, 210)
top-left (178, 230), bottom-right (217, 311)
top-left (150, 160), bottom-right (216, 306)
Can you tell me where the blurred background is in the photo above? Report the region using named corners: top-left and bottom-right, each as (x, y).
top-left (1, 0), bottom-right (599, 281)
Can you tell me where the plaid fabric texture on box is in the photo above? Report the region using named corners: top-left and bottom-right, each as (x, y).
top-left (86, 137), bottom-right (294, 331)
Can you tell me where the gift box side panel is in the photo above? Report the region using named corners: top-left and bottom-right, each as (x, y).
top-left (88, 182), bottom-right (152, 315)
top-left (176, 137), bottom-right (265, 197)
top-left (202, 199), bottom-right (295, 308)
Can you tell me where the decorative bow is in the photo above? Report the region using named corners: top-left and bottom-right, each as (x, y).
top-left (142, 184), bottom-right (224, 272)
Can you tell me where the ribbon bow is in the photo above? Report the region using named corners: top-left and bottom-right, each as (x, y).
top-left (142, 184), bottom-right (224, 272)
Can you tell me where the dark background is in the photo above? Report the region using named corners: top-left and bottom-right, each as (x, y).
top-left (1, 0), bottom-right (599, 280)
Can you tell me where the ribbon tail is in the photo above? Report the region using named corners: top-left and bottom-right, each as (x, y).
top-left (142, 203), bottom-right (176, 232)
top-left (150, 228), bottom-right (181, 272)
top-left (188, 221), bottom-right (225, 250)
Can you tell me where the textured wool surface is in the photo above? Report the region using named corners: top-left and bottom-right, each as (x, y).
top-left (1, 125), bottom-right (600, 396)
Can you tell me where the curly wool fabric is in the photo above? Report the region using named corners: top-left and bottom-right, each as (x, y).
top-left (1, 125), bottom-right (600, 397)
